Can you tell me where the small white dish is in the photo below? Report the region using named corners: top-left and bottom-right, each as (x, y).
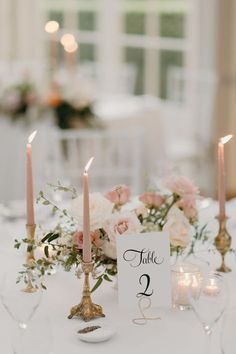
top-left (77, 323), bottom-right (116, 343)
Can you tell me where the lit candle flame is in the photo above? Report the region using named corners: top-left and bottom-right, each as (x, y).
top-left (84, 157), bottom-right (94, 173)
top-left (28, 130), bottom-right (37, 144)
top-left (209, 278), bottom-right (215, 286)
top-left (220, 134), bottom-right (233, 145)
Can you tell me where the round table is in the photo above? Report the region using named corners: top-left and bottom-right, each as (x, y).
top-left (0, 199), bottom-right (236, 354)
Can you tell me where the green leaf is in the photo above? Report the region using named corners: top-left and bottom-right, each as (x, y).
top-left (27, 245), bottom-right (33, 252)
top-left (48, 233), bottom-right (60, 243)
top-left (52, 206), bottom-right (58, 213)
top-left (44, 245), bottom-right (49, 258)
top-left (41, 233), bottom-right (52, 243)
top-left (42, 200), bottom-right (50, 205)
top-left (104, 274), bottom-right (112, 282)
top-left (91, 277), bottom-right (103, 293)
top-left (14, 242), bottom-right (21, 249)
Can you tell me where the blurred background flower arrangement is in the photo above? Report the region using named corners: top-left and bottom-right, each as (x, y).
top-left (0, 77), bottom-right (102, 130)
top-left (0, 76), bottom-right (38, 124)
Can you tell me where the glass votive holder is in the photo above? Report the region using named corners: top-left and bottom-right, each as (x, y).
top-left (171, 262), bottom-right (202, 311)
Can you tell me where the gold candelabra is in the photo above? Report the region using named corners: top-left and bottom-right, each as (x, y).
top-left (22, 224), bottom-right (37, 293)
top-left (68, 262), bottom-right (105, 321)
top-left (214, 217), bottom-right (232, 273)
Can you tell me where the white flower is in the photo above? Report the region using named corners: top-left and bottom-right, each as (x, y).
top-left (71, 192), bottom-right (113, 231)
top-left (102, 212), bottom-right (143, 259)
top-left (163, 205), bottom-right (192, 248)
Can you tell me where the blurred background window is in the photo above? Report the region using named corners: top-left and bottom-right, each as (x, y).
top-left (78, 11), bottom-right (97, 32)
top-left (124, 12), bottom-right (146, 35)
top-left (44, 0), bottom-right (188, 101)
top-left (48, 10), bottom-right (64, 28)
top-left (78, 44), bottom-right (96, 63)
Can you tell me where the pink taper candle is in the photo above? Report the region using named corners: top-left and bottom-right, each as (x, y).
top-left (218, 135), bottom-right (233, 220)
top-left (26, 131), bottom-right (37, 225)
top-left (83, 157), bottom-right (94, 263)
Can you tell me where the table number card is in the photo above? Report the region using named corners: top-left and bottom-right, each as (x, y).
top-left (117, 232), bottom-right (171, 309)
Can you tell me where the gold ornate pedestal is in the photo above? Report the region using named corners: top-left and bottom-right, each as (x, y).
top-left (68, 262), bottom-right (105, 321)
top-left (214, 217), bottom-right (232, 273)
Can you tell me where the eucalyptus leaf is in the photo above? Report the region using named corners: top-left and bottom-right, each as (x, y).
top-left (48, 233), bottom-right (60, 243)
top-left (44, 245), bottom-right (49, 258)
top-left (91, 277), bottom-right (103, 293)
top-left (104, 274), bottom-right (112, 282)
top-left (41, 233), bottom-right (52, 243)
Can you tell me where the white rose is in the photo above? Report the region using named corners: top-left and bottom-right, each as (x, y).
top-left (163, 205), bottom-right (191, 248)
top-left (71, 192), bottom-right (113, 231)
top-left (102, 238), bottom-right (117, 260)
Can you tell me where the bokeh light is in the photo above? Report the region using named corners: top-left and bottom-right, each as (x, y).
top-left (64, 42), bottom-right (78, 53)
top-left (44, 21), bottom-right (59, 34)
top-left (60, 33), bottom-right (76, 47)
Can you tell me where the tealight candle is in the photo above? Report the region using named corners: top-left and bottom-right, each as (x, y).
top-left (203, 278), bottom-right (220, 297)
top-left (171, 263), bottom-right (202, 310)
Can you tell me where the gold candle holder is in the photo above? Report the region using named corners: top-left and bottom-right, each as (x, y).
top-left (68, 262), bottom-right (105, 321)
top-left (22, 224), bottom-right (37, 293)
top-left (214, 217), bottom-right (232, 273)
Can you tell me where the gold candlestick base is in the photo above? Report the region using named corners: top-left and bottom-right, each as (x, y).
top-left (21, 279), bottom-right (37, 293)
top-left (68, 262), bottom-right (105, 322)
top-left (22, 224), bottom-right (37, 293)
top-left (214, 217), bottom-right (232, 273)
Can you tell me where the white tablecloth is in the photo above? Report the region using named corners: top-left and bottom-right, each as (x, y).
top-left (0, 199), bottom-right (236, 354)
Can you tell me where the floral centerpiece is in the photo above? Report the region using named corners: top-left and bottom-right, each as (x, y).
top-left (15, 176), bottom-right (209, 291)
top-left (47, 81), bottom-right (103, 130)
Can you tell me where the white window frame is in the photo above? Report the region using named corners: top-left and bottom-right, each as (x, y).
top-left (43, 0), bottom-right (218, 102)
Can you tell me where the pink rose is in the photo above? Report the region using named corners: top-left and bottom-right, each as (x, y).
top-left (72, 230), bottom-right (103, 249)
top-left (105, 185), bottom-right (131, 206)
top-left (102, 213), bottom-right (143, 259)
top-left (72, 231), bottom-right (84, 249)
top-left (104, 213), bottom-right (143, 238)
top-left (165, 175), bottom-right (199, 197)
top-left (139, 192), bottom-right (165, 209)
top-left (178, 195), bottom-right (198, 221)
top-left (135, 205), bottom-right (148, 218)
top-left (90, 230), bottom-right (103, 248)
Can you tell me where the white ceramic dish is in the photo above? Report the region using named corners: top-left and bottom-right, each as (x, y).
top-left (77, 323), bottom-right (116, 343)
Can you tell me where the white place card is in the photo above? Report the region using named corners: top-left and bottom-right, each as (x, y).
top-left (117, 232), bottom-right (171, 309)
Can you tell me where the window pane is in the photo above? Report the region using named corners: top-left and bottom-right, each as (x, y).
top-left (159, 12), bottom-right (185, 38)
top-left (124, 47), bottom-right (145, 95)
top-left (58, 44), bottom-right (64, 64)
top-left (124, 12), bottom-right (145, 35)
top-left (78, 44), bottom-right (96, 62)
top-left (159, 50), bottom-right (184, 99)
top-left (78, 11), bottom-right (96, 31)
top-left (48, 10), bottom-right (64, 28)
